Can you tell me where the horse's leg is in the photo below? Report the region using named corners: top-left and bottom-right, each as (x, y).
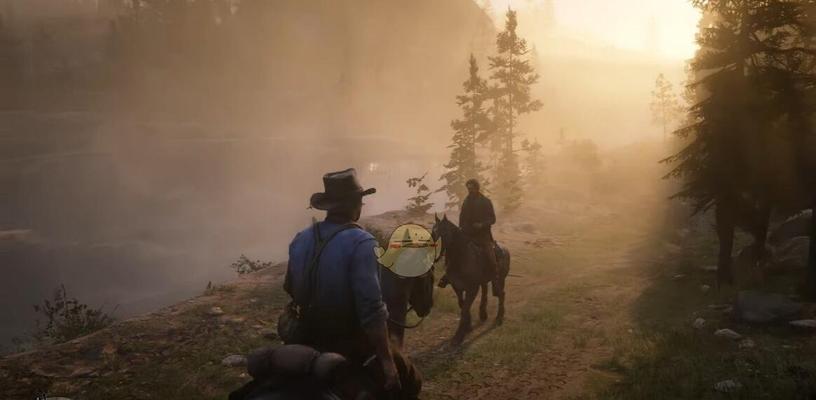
top-left (479, 283), bottom-right (488, 322)
top-left (454, 287), bottom-right (464, 308)
top-left (495, 278), bottom-right (506, 326)
top-left (453, 287), bottom-right (477, 344)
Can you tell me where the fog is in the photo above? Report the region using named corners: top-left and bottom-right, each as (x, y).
top-left (0, 0), bottom-right (693, 347)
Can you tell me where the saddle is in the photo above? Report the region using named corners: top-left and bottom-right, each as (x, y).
top-left (229, 345), bottom-right (383, 400)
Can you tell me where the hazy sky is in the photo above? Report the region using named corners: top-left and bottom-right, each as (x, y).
top-left (489, 0), bottom-right (700, 60)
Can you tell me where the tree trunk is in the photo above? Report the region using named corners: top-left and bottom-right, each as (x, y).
top-left (807, 199), bottom-right (816, 298)
top-left (715, 201), bottom-right (736, 286)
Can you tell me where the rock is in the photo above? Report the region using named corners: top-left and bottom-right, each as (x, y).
top-left (207, 306), bottom-right (225, 316)
top-left (714, 379), bottom-right (743, 393)
top-left (714, 329), bottom-right (743, 340)
top-left (222, 354), bottom-right (247, 367)
top-left (733, 245), bottom-right (772, 271)
top-left (770, 236), bottom-right (810, 273)
top-left (735, 291), bottom-right (803, 324)
top-left (738, 338), bottom-right (756, 349)
top-left (709, 304), bottom-right (732, 312)
top-left (219, 315), bottom-right (245, 324)
top-left (261, 329), bottom-right (278, 340)
top-left (693, 318), bottom-right (706, 329)
top-left (770, 210), bottom-right (812, 245)
top-left (789, 319), bottom-right (816, 329)
top-left (700, 284), bottom-right (711, 293)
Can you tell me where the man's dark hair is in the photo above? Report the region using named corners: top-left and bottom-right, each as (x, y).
top-left (326, 196), bottom-right (363, 222)
top-left (465, 179), bottom-right (480, 189)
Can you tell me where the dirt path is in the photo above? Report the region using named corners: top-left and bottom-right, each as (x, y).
top-left (400, 208), bottom-right (662, 400)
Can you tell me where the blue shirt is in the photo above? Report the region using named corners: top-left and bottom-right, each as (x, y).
top-left (285, 221), bottom-right (388, 333)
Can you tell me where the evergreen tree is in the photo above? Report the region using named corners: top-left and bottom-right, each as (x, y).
top-left (521, 138), bottom-right (546, 189)
top-left (439, 54), bottom-right (490, 210)
top-left (650, 74), bottom-right (682, 140)
top-left (665, 0), bottom-right (815, 286)
top-left (406, 173), bottom-right (434, 216)
top-left (487, 8), bottom-right (542, 212)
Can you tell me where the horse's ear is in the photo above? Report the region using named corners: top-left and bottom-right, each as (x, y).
top-left (434, 212), bottom-right (439, 222)
top-left (442, 213), bottom-right (448, 221)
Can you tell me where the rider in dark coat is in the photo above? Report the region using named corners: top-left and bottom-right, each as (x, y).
top-left (459, 179), bottom-right (498, 275)
top-left (438, 178), bottom-right (498, 288)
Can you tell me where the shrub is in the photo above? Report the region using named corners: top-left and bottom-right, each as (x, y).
top-left (32, 284), bottom-right (116, 345)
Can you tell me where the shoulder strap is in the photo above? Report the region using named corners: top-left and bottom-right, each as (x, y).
top-left (301, 222), bottom-right (362, 308)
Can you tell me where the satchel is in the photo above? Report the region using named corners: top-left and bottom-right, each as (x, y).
top-left (278, 222), bottom-right (361, 344)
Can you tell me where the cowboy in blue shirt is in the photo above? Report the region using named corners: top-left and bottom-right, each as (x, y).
top-left (284, 168), bottom-right (405, 396)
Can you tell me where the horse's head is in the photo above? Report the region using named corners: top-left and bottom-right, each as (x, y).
top-left (432, 213), bottom-right (456, 245)
top-left (409, 266), bottom-right (435, 318)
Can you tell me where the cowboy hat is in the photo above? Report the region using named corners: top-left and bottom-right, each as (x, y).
top-left (309, 168), bottom-right (376, 211)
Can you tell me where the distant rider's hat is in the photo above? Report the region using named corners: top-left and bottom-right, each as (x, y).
top-left (309, 168), bottom-right (376, 211)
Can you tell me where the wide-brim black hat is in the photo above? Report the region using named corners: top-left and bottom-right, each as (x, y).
top-left (310, 168), bottom-right (376, 211)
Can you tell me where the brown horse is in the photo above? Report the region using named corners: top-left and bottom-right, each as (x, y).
top-left (432, 214), bottom-right (509, 344)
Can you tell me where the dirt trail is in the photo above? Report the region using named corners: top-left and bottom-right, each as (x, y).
top-left (401, 206), bottom-right (661, 400)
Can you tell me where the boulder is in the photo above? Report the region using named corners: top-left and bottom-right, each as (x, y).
top-left (692, 318), bottom-right (706, 329)
top-left (222, 354), bottom-right (247, 367)
top-left (207, 306), bottom-right (225, 316)
top-left (714, 329), bottom-right (743, 340)
top-left (714, 379), bottom-right (743, 393)
top-left (733, 245), bottom-right (772, 271)
top-left (735, 291), bottom-right (802, 324)
top-left (770, 210), bottom-right (812, 245)
top-left (789, 319), bottom-right (816, 329)
top-left (770, 236), bottom-right (810, 273)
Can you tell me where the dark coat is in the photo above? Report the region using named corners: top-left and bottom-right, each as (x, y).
top-left (459, 192), bottom-right (496, 243)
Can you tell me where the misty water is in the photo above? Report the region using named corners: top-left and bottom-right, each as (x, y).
top-left (0, 110), bottom-right (448, 346)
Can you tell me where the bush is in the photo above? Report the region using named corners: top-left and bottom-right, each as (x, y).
top-left (230, 254), bottom-right (273, 275)
top-left (32, 285), bottom-right (116, 345)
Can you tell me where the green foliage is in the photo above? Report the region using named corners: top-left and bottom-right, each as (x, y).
top-left (440, 54), bottom-right (491, 210)
top-left (361, 224), bottom-right (389, 248)
top-left (564, 138), bottom-right (601, 173)
top-left (486, 9), bottom-right (543, 212)
top-left (406, 172), bottom-right (434, 216)
top-left (521, 138), bottom-right (546, 189)
top-left (650, 73), bottom-right (683, 139)
top-left (32, 285), bottom-right (115, 345)
top-left (664, 0), bottom-right (816, 214)
top-left (230, 254), bottom-right (273, 275)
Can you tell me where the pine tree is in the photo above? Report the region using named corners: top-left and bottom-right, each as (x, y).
top-left (487, 8), bottom-right (542, 212)
top-left (650, 73), bottom-right (682, 141)
top-left (406, 173), bottom-right (434, 216)
top-left (439, 55), bottom-right (490, 210)
top-left (665, 0), bottom-right (814, 286)
top-left (521, 138), bottom-right (545, 189)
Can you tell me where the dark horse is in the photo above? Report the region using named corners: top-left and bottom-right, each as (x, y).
top-left (233, 264), bottom-right (435, 400)
top-left (432, 214), bottom-right (509, 344)
top-left (380, 264), bottom-right (435, 348)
